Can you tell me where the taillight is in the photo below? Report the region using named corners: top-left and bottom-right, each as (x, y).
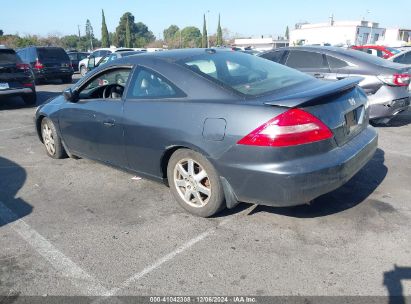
top-left (378, 73), bottom-right (410, 87)
top-left (34, 59), bottom-right (44, 69)
top-left (237, 109), bottom-right (333, 147)
top-left (16, 63), bottom-right (30, 71)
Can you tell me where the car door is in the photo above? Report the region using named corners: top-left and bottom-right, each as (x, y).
top-left (285, 50), bottom-right (332, 80)
top-left (59, 66), bottom-right (133, 167)
top-left (122, 67), bottom-right (186, 176)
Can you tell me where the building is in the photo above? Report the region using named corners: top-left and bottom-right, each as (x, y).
top-left (378, 28), bottom-right (411, 46)
top-left (290, 19), bottom-right (386, 46)
top-left (233, 38), bottom-right (289, 51)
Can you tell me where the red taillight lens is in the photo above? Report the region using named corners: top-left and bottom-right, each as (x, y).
top-left (378, 73), bottom-right (410, 87)
top-left (16, 63), bottom-right (30, 70)
top-left (393, 74), bottom-right (410, 86)
top-left (237, 109), bottom-right (333, 147)
top-left (34, 59), bottom-right (44, 69)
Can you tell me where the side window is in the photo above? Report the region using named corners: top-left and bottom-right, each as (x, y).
top-left (186, 59), bottom-right (217, 78)
top-left (100, 50), bottom-right (111, 57)
top-left (260, 51), bottom-right (285, 63)
top-left (286, 50), bottom-right (326, 69)
top-left (403, 52), bottom-right (411, 64)
top-left (393, 54), bottom-right (405, 63)
top-left (395, 52), bottom-right (411, 64)
top-left (327, 56), bottom-right (349, 70)
top-left (92, 51), bottom-right (100, 57)
top-left (128, 68), bottom-right (181, 98)
top-left (30, 48), bottom-right (37, 61)
top-left (78, 68), bottom-right (132, 100)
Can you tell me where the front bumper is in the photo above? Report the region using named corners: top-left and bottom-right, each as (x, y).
top-left (219, 126), bottom-right (378, 207)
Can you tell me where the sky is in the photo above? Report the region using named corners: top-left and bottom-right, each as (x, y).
top-left (2, 0), bottom-right (411, 40)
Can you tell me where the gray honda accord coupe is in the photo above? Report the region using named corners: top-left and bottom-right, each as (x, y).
top-left (35, 49), bottom-right (378, 217)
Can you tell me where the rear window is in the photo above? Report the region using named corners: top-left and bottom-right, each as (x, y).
top-left (0, 49), bottom-right (19, 64)
top-left (179, 51), bottom-right (312, 96)
top-left (68, 53), bottom-right (77, 60)
top-left (38, 48), bottom-right (69, 61)
top-left (286, 50), bottom-right (326, 69)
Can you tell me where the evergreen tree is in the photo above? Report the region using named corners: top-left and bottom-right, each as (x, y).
top-left (85, 19), bottom-right (94, 49)
top-left (216, 14), bottom-right (223, 46)
top-left (202, 14), bottom-right (208, 48)
top-left (101, 10), bottom-right (110, 47)
top-left (285, 26), bottom-right (290, 40)
top-left (125, 16), bottom-right (131, 47)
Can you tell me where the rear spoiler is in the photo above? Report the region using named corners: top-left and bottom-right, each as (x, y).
top-left (264, 77), bottom-right (363, 108)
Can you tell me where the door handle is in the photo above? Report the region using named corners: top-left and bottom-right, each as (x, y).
top-left (103, 119), bottom-right (115, 127)
top-left (314, 73), bottom-right (324, 79)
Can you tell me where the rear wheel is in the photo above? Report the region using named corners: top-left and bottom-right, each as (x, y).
top-left (167, 149), bottom-right (226, 217)
top-left (22, 92), bottom-right (37, 106)
top-left (41, 118), bottom-right (66, 159)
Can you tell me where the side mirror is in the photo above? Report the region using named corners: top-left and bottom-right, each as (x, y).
top-left (63, 88), bottom-right (78, 102)
top-left (87, 56), bottom-right (95, 70)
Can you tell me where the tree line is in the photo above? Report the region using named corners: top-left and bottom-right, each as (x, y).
top-left (0, 11), bottom-right (228, 50)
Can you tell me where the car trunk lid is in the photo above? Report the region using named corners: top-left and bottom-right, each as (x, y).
top-left (261, 77), bottom-right (369, 147)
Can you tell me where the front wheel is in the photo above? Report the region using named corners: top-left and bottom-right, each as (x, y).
top-left (167, 149), bottom-right (226, 217)
top-left (41, 118), bottom-right (66, 159)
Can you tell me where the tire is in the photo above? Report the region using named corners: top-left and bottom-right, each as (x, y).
top-left (80, 65), bottom-right (87, 77)
top-left (40, 118), bottom-right (66, 159)
top-left (167, 149), bottom-right (226, 217)
top-left (62, 76), bottom-right (72, 84)
top-left (22, 92), bottom-right (37, 106)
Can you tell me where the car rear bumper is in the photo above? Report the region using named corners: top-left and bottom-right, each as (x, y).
top-left (369, 97), bottom-right (410, 120)
top-left (0, 87), bottom-right (34, 97)
top-left (34, 69), bottom-right (73, 80)
top-left (369, 85), bottom-right (410, 119)
top-left (219, 126), bottom-right (378, 207)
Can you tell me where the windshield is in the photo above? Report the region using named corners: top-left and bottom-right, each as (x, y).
top-left (179, 51), bottom-right (312, 96)
top-left (38, 48), bottom-right (69, 62)
top-left (0, 50), bottom-right (19, 64)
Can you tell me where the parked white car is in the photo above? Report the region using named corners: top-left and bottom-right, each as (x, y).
top-left (78, 48), bottom-right (115, 76)
top-left (78, 48), bottom-right (136, 76)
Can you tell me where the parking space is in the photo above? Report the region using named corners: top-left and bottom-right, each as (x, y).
top-left (1, 78), bottom-right (411, 299)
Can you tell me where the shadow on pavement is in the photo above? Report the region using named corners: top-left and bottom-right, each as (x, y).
top-left (0, 156), bottom-right (32, 227)
top-left (224, 148), bottom-right (387, 218)
top-left (383, 265), bottom-right (411, 304)
top-left (375, 109), bottom-right (411, 128)
top-left (0, 91), bottom-right (60, 110)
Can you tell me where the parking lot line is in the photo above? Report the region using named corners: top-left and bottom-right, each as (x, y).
top-left (96, 205), bottom-right (257, 301)
top-left (0, 125), bottom-right (33, 133)
top-left (0, 201), bottom-right (110, 296)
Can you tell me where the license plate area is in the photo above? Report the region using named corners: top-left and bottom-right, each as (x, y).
top-left (345, 106), bottom-right (364, 135)
top-left (0, 83), bottom-right (9, 90)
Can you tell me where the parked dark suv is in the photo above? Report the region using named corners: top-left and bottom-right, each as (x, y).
top-left (0, 48), bottom-right (36, 105)
top-left (17, 47), bottom-right (73, 84)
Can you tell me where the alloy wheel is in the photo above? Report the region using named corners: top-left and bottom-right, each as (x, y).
top-left (173, 158), bottom-right (211, 208)
top-left (42, 123), bottom-right (55, 155)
